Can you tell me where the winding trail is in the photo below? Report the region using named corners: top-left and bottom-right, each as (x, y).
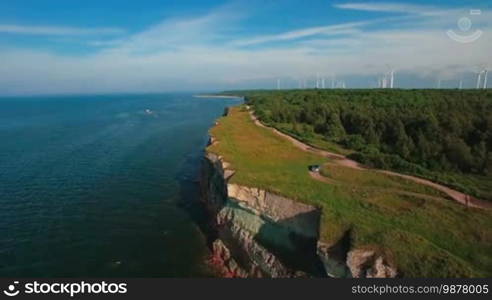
top-left (248, 108), bottom-right (491, 210)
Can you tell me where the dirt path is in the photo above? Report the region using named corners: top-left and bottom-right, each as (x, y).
top-left (249, 109), bottom-right (491, 209)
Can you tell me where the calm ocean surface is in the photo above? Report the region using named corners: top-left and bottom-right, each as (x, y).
top-left (0, 93), bottom-right (241, 277)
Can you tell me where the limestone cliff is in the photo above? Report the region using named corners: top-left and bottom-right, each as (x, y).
top-left (200, 108), bottom-right (397, 278)
top-left (201, 151), bottom-right (324, 277)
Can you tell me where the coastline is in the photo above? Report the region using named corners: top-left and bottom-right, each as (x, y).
top-left (200, 101), bottom-right (492, 278)
top-left (193, 94), bottom-right (243, 99)
top-left (201, 106), bottom-right (325, 278)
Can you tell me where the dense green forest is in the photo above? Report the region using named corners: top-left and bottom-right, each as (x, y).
top-left (231, 89), bottom-right (492, 201)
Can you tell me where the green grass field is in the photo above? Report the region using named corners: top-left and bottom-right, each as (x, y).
top-left (274, 122), bottom-right (354, 156)
top-left (319, 163), bottom-right (448, 199)
top-left (228, 89), bottom-right (492, 203)
top-left (208, 105), bottom-right (492, 277)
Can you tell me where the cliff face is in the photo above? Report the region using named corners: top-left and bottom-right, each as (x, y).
top-left (201, 151), bottom-right (324, 277)
top-left (200, 109), bottom-right (397, 278)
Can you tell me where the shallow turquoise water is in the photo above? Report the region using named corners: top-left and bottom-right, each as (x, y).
top-left (0, 93), bottom-right (241, 277)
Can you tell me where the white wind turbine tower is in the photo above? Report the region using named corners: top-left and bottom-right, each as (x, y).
top-left (382, 65), bottom-right (395, 89)
top-left (380, 70), bottom-right (392, 88)
top-left (476, 71), bottom-right (482, 89)
top-left (483, 69), bottom-right (488, 89)
top-left (382, 75), bottom-right (388, 88)
top-left (390, 69), bottom-right (395, 89)
top-left (338, 80), bottom-right (346, 89)
top-left (277, 79), bottom-right (281, 90)
top-left (473, 64), bottom-right (489, 89)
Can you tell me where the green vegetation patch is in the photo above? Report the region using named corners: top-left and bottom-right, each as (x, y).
top-left (233, 89), bottom-right (492, 202)
top-left (208, 105), bottom-right (492, 277)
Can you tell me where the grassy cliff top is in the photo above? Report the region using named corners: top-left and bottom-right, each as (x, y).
top-left (207, 105), bottom-right (492, 277)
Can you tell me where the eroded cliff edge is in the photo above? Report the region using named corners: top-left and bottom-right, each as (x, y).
top-left (200, 108), bottom-right (397, 278)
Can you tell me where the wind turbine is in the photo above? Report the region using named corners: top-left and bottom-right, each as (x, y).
top-left (390, 70), bottom-right (395, 89)
top-left (483, 69), bottom-right (488, 89)
top-left (277, 79), bottom-right (281, 90)
top-left (476, 71), bottom-right (482, 89)
top-left (383, 65), bottom-right (395, 89)
top-left (382, 75), bottom-right (388, 89)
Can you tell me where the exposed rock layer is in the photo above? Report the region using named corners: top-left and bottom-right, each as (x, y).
top-left (200, 108), bottom-right (397, 278)
top-left (201, 151), bottom-right (321, 277)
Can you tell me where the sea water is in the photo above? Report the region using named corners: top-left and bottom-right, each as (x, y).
top-left (0, 93), bottom-right (241, 277)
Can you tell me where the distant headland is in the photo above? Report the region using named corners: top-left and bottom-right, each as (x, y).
top-left (193, 94), bottom-right (242, 99)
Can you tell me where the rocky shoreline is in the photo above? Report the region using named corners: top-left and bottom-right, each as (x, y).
top-left (200, 107), bottom-right (398, 278)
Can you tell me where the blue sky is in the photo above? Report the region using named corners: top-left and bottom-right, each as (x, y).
top-left (0, 0), bottom-right (490, 95)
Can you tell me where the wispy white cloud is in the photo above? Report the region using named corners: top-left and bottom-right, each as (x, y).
top-left (229, 1), bottom-right (465, 48)
top-left (0, 24), bottom-right (125, 36)
top-left (231, 22), bottom-right (367, 46)
top-left (333, 2), bottom-right (444, 16)
top-left (90, 4), bottom-right (246, 55)
top-left (103, 13), bottom-right (231, 54)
